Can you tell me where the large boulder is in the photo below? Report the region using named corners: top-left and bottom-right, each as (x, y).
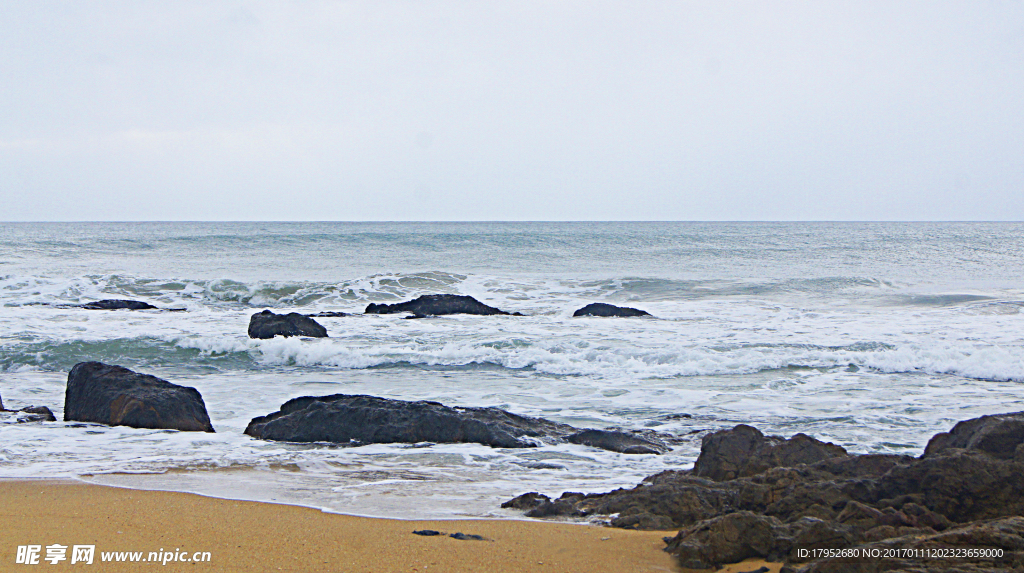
top-left (78, 299), bottom-right (158, 310)
top-left (666, 511), bottom-right (787, 569)
top-left (923, 411), bottom-right (1024, 459)
top-left (244, 394), bottom-right (668, 455)
top-left (245, 394), bottom-right (571, 448)
top-left (364, 294), bottom-right (521, 317)
top-left (248, 310), bottom-right (328, 339)
top-left (693, 425), bottom-right (849, 481)
top-left (664, 512), bottom-right (859, 569)
top-left (64, 362), bottom-right (214, 432)
top-left (572, 303), bottom-right (651, 317)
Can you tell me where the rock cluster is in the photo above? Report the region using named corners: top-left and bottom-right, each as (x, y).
top-left (503, 414), bottom-right (1024, 572)
top-left (361, 295), bottom-right (654, 318)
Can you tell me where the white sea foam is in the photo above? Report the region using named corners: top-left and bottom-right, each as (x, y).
top-left (2, 222), bottom-right (1023, 518)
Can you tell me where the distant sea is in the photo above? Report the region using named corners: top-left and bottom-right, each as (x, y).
top-left (1, 222), bottom-right (1022, 519)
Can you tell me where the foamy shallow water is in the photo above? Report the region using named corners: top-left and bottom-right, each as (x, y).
top-left (1, 222), bottom-right (1022, 518)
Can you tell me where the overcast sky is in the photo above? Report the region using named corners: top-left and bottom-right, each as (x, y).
top-left (1, 1), bottom-right (1021, 221)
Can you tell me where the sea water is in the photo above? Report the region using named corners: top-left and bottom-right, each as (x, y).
top-left (0, 222), bottom-right (1022, 519)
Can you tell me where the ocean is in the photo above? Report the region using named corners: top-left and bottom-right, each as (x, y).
top-left (1, 221), bottom-right (1022, 519)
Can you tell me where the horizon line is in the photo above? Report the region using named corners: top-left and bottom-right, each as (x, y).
top-left (1, 219), bottom-right (1022, 224)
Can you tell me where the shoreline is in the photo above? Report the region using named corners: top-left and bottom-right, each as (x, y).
top-left (0, 478), bottom-right (741, 572)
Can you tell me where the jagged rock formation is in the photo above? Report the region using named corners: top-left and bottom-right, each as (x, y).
top-left (503, 414), bottom-right (1024, 572)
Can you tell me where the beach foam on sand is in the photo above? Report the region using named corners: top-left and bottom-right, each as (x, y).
top-left (0, 479), bottom-right (700, 572)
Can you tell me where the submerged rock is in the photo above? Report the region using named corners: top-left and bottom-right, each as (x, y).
top-left (1, 390), bottom-right (57, 422)
top-left (13, 405), bottom-right (57, 422)
top-left (0, 404), bottom-right (57, 424)
top-left (78, 299), bottom-right (159, 310)
top-left (245, 394), bottom-right (668, 455)
top-left (364, 294), bottom-right (521, 317)
top-left (567, 429), bottom-right (669, 454)
top-left (64, 362), bottom-right (214, 432)
top-left (247, 310), bottom-right (328, 339)
top-left (572, 302), bottom-right (651, 317)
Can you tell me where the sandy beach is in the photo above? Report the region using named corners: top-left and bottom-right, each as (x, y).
top-left (0, 479), bottom-right (734, 573)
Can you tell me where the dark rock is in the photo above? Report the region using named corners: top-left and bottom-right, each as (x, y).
top-left (808, 453), bottom-right (914, 479)
top-left (506, 413), bottom-right (1024, 571)
top-left (664, 512), bottom-right (860, 569)
top-left (78, 299), bottom-right (158, 310)
top-left (0, 392), bottom-right (57, 422)
top-left (245, 394), bottom-right (668, 456)
top-left (509, 470), bottom-right (747, 529)
top-left (566, 429), bottom-right (669, 454)
top-left (661, 413), bottom-right (693, 420)
top-left (1, 405), bottom-right (57, 424)
top-left (525, 492), bottom-right (588, 519)
top-left (787, 516), bottom-right (858, 557)
top-left (412, 530), bottom-right (441, 536)
top-left (244, 394), bottom-right (573, 448)
top-left (923, 411), bottom-right (1024, 459)
top-left (64, 362), bottom-right (214, 432)
top-left (247, 310), bottom-right (328, 339)
top-left (572, 302), bottom-right (651, 317)
top-left (364, 294), bottom-right (521, 317)
top-left (665, 511), bottom-right (787, 569)
top-left (508, 412), bottom-right (1024, 572)
top-left (875, 449), bottom-right (1024, 523)
top-left (449, 533), bottom-right (485, 541)
top-left (501, 492), bottom-right (551, 511)
top-left (500, 440), bottom-right (915, 533)
top-left (16, 406), bottom-right (57, 422)
top-left (739, 568), bottom-right (771, 573)
top-left (694, 425), bottom-right (849, 481)
top-left (520, 462), bottom-right (566, 470)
